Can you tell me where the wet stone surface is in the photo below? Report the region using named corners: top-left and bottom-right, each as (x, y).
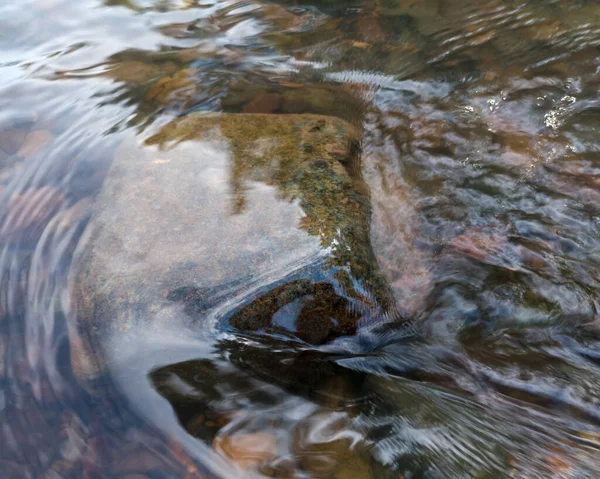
top-left (71, 112), bottom-right (393, 380)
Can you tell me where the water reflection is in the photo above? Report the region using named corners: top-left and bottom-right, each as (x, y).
top-left (3, 0), bottom-right (600, 476)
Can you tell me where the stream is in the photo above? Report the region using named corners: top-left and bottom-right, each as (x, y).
top-left (2, 0), bottom-right (600, 477)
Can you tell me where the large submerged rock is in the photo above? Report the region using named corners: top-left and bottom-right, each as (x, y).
top-left (69, 113), bottom-right (393, 381)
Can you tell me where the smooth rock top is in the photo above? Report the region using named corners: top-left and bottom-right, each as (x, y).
top-left (70, 113), bottom-right (391, 381)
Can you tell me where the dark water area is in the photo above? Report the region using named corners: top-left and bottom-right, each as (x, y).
top-left (3, 0), bottom-right (600, 477)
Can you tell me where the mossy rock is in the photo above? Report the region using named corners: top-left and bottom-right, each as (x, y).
top-left (69, 113), bottom-right (393, 382)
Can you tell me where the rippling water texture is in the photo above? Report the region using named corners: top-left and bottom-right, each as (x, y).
top-left (3, 0), bottom-right (600, 477)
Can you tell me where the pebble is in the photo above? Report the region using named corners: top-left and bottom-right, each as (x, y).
top-left (213, 432), bottom-right (277, 470)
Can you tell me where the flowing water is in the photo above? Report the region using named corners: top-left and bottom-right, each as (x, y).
top-left (3, 0), bottom-right (600, 477)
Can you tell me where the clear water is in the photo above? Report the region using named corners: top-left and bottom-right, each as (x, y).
top-left (3, 0), bottom-right (600, 477)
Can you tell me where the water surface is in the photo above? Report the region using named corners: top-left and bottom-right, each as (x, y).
top-left (3, 0), bottom-right (600, 477)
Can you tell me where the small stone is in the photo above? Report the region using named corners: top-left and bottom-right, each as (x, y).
top-left (213, 432), bottom-right (277, 469)
top-left (352, 41), bottom-right (372, 50)
top-left (17, 130), bottom-right (54, 159)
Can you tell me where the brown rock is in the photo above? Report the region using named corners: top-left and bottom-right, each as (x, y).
top-left (213, 432), bottom-right (277, 469)
top-left (295, 283), bottom-right (359, 344)
top-left (229, 280), bottom-right (360, 345)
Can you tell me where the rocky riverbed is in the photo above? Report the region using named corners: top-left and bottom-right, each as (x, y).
top-left (3, 0), bottom-right (600, 477)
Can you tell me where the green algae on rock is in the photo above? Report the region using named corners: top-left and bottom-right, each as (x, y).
top-left (70, 113), bottom-right (393, 381)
